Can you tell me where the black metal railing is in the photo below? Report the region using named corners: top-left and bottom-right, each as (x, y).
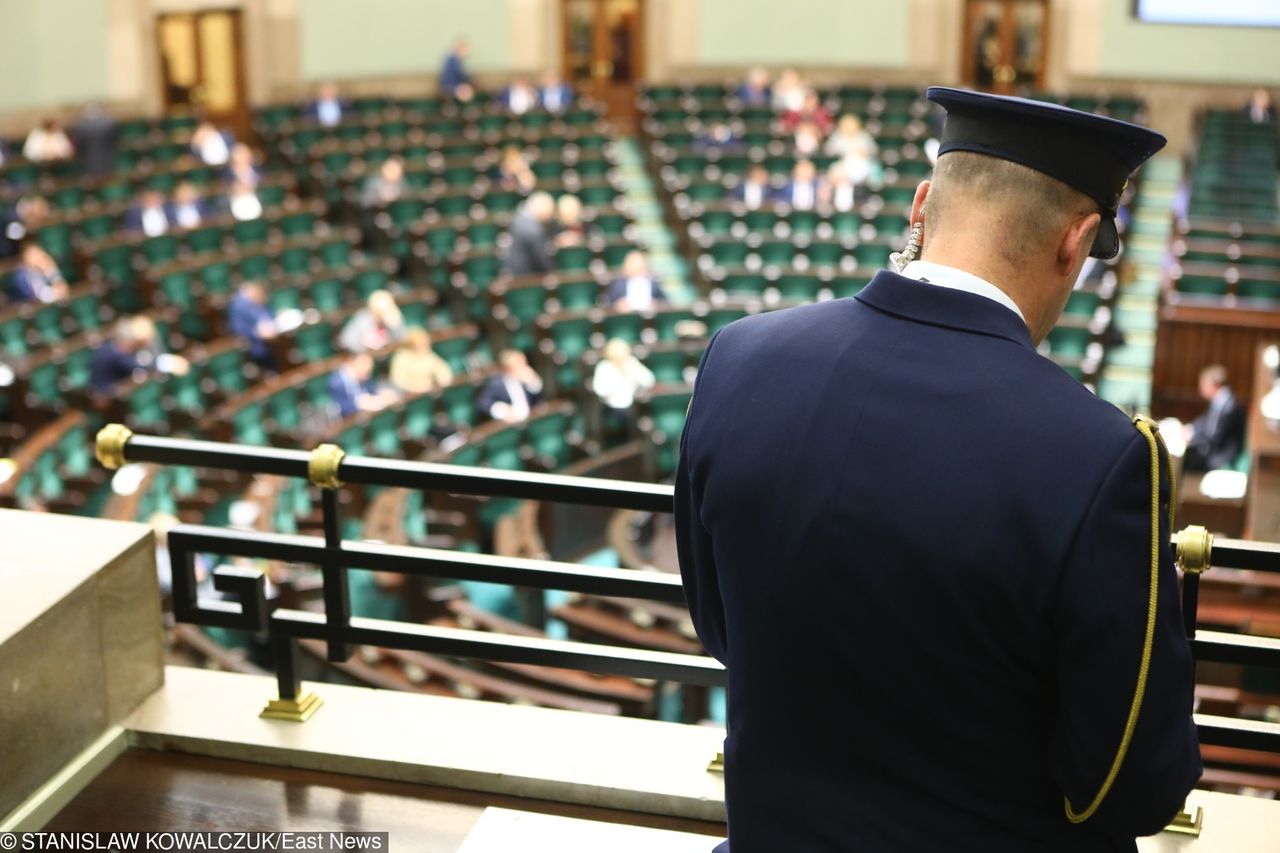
top-left (95, 426), bottom-right (1280, 758)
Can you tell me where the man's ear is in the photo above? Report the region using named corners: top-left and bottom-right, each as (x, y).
top-left (909, 180), bottom-right (931, 236)
top-left (1058, 211), bottom-right (1101, 276)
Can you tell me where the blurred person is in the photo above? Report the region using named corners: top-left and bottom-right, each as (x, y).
top-left (606, 249), bottom-right (668, 311)
top-left (167, 182), bottom-right (208, 230)
top-left (1183, 365), bottom-right (1245, 472)
top-left (23, 118), bottom-right (74, 162)
top-left (440, 37), bottom-right (474, 103)
top-left (329, 351), bottom-right (397, 417)
top-left (89, 315), bottom-right (189, 397)
top-left (190, 120), bottom-right (232, 166)
top-left (228, 281), bottom-right (278, 370)
top-left (307, 82), bottom-right (349, 127)
top-left (732, 164), bottom-right (775, 209)
top-left (339, 289), bottom-right (406, 353)
top-left (503, 191), bottom-right (556, 276)
top-left (494, 145), bottom-right (536, 193)
top-left (0, 195), bottom-right (50, 257)
top-left (389, 327), bottom-right (454, 395)
top-left (554, 194), bottom-right (589, 246)
top-left (695, 121), bottom-right (742, 151)
top-left (780, 159), bottom-right (821, 210)
top-left (360, 157), bottom-right (408, 207)
top-left (826, 114), bottom-right (878, 184)
top-left (502, 76), bottom-right (539, 115)
top-left (540, 69), bottom-right (573, 113)
top-left (738, 67), bottom-right (771, 107)
top-left (124, 189), bottom-right (170, 237)
top-left (8, 242), bottom-right (67, 304)
top-left (227, 181), bottom-right (263, 221)
top-left (793, 121), bottom-right (822, 157)
top-left (71, 103), bottom-right (117, 176)
top-left (1246, 88), bottom-right (1275, 124)
top-left (592, 338), bottom-right (656, 436)
top-left (477, 349), bottom-right (543, 423)
top-left (771, 68), bottom-right (807, 113)
top-left (225, 142), bottom-right (261, 187)
top-left (821, 161), bottom-right (858, 212)
top-left (781, 90), bottom-right (833, 135)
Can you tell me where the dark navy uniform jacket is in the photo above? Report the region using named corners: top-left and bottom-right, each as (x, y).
top-left (676, 271), bottom-right (1201, 852)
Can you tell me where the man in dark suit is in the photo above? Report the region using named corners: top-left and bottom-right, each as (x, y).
top-left (227, 281), bottom-right (278, 371)
top-left (677, 88), bottom-right (1200, 852)
top-left (123, 189), bottom-right (170, 237)
top-left (503, 192), bottom-right (555, 276)
top-left (1184, 364), bottom-right (1245, 471)
top-left (605, 249), bottom-right (668, 311)
top-left (329, 352), bottom-right (396, 418)
top-left (1246, 88), bottom-right (1275, 124)
top-left (477, 349), bottom-right (542, 423)
top-left (71, 103), bottom-right (117, 176)
top-left (440, 37), bottom-right (474, 102)
top-left (737, 67), bottom-right (770, 107)
top-left (89, 316), bottom-right (188, 398)
top-left (306, 82), bottom-right (350, 127)
top-left (730, 164), bottom-right (774, 210)
top-left (166, 182), bottom-right (209, 231)
top-left (540, 70), bottom-right (573, 114)
top-left (8, 242), bottom-right (67, 304)
top-left (779, 158), bottom-right (821, 210)
top-left (501, 76), bottom-right (539, 115)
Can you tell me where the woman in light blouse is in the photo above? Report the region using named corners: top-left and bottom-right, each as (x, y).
top-left (389, 327), bottom-right (454, 395)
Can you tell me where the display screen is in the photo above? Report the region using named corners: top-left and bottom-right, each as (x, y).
top-left (1134, 0), bottom-right (1280, 27)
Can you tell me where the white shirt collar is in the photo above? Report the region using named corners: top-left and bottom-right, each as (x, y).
top-left (900, 260), bottom-right (1026, 324)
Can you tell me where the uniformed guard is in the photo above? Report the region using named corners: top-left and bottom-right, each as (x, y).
top-left (675, 87), bottom-right (1201, 852)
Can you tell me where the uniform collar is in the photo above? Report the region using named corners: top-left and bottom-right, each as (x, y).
top-left (900, 260), bottom-right (1026, 323)
top-left (855, 270), bottom-right (1034, 350)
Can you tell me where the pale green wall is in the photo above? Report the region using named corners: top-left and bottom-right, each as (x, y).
top-left (1099, 0), bottom-right (1280, 84)
top-left (299, 0), bottom-right (511, 80)
top-left (697, 0), bottom-right (911, 67)
top-left (0, 0), bottom-right (110, 111)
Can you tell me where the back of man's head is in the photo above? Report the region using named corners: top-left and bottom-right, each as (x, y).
top-left (1200, 364), bottom-right (1228, 394)
top-left (526, 192), bottom-right (555, 221)
top-left (922, 151), bottom-right (1097, 272)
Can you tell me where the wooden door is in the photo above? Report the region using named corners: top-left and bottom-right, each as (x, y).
top-left (562, 0), bottom-right (645, 127)
top-left (156, 9), bottom-right (249, 138)
top-left (962, 0), bottom-right (1049, 94)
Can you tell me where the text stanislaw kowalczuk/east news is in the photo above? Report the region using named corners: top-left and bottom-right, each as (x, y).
top-left (0, 833), bottom-right (389, 852)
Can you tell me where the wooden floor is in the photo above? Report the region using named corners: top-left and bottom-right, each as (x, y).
top-left (48, 749), bottom-right (725, 851)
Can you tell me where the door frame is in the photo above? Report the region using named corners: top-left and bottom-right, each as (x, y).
top-left (560, 0), bottom-right (645, 120)
top-left (155, 8), bottom-right (250, 138)
top-left (961, 0), bottom-right (1050, 93)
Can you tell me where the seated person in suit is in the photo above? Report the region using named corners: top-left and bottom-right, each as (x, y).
top-left (738, 67), bottom-right (771, 107)
top-left (167, 182), bottom-right (207, 230)
top-left (330, 352), bottom-right (397, 418)
top-left (225, 142), bottom-right (262, 188)
top-left (503, 192), bottom-right (555, 276)
top-left (781, 91), bottom-right (833, 135)
top-left (339, 289), bottom-right (406, 354)
top-left (89, 315), bottom-right (188, 398)
top-left (389, 327), bottom-right (454, 395)
top-left (731, 164), bottom-right (775, 210)
top-left (494, 145), bottom-right (536, 193)
top-left (695, 121), bottom-right (742, 151)
top-left (226, 181), bottom-right (263, 221)
top-left (606, 249), bottom-right (668, 311)
top-left (502, 76), bottom-right (539, 115)
top-left (825, 113), bottom-right (878, 183)
top-left (8, 242), bottom-right (68, 304)
top-left (1184, 364), bottom-right (1246, 472)
top-left (1246, 88), bottom-right (1275, 124)
top-left (592, 338), bottom-right (656, 438)
top-left (227, 281), bottom-right (279, 370)
top-left (821, 160), bottom-right (858, 212)
top-left (771, 68), bottom-right (807, 113)
top-left (780, 159), bottom-right (821, 211)
top-left (477, 349), bottom-right (543, 423)
top-left (190, 121), bottom-right (232, 166)
top-left (554, 194), bottom-right (590, 247)
top-left (0, 195), bottom-right (50, 258)
top-left (360, 156), bottom-right (408, 207)
top-left (124, 189), bottom-right (170, 238)
top-left (440, 37), bottom-right (474, 103)
top-left (308, 82), bottom-right (348, 128)
top-left (540, 69), bottom-right (573, 113)
top-left (23, 119), bottom-right (74, 162)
